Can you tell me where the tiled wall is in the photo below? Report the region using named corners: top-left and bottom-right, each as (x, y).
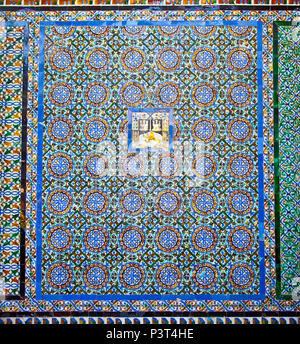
top-left (0, 8), bottom-right (299, 323)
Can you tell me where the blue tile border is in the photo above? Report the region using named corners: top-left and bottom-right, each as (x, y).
top-left (36, 19), bottom-right (265, 301)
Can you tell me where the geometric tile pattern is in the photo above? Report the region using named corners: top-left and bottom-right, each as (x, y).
top-left (274, 21), bottom-right (300, 300)
top-left (37, 20), bottom-right (264, 299)
top-left (0, 9), bottom-right (299, 318)
top-left (0, 22), bottom-right (28, 298)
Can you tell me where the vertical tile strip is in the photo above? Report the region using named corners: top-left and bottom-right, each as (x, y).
top-left (274, 21), bottom-right (300, 300)
top-left (0, 21), bottom-right (28, 299)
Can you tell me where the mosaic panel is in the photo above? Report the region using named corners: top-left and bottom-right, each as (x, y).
top-left (274, 21), bottom-right (300, 300)
top-left (36, 20), bottom-right (264, 300)
top-left (0, 9), bottom-right (299, 318)
top-left (0, 21), bottom-right (27, 298)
